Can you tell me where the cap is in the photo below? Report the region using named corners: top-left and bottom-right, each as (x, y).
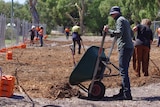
top-left (109, 6), bottom-right (121, 15)
top-left (31, 25), bottom-right (35, 29)
top-left (40, 26), bottom-right (43, 29)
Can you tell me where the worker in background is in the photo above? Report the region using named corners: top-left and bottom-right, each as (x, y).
top-left (72, 22), bottom-right (81, 55)
top-left (29, 25), bottom-right (36, 45)
top-left (132, 19), bottom-right (153, 77)
top-left (38, 26), bottom-right (44, 47)
top-left (65, 27), bottom-right (70, 39)
top-left (157, 26), bottom-right (160, 47)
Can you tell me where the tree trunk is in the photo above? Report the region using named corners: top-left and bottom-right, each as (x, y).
top-left (158, 0), bottom-right (160, 7)
top-left (75, 0), bottom-right (85, 35)
top-left (65, 12), bottom-right (76, 25)
top-left (29, 0), bottom-right (39, 25)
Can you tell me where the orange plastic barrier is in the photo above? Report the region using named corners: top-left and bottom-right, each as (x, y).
top-left (20, 43), bottom-right (26, 49)
top-left (34, 37), bottom-right (39, 40)
top-left (0, 75), bottom-right (15, 97)
top-left (6, 50), bottom-right (12, 60)
top-left (44, 35), bottom-right (48, 40)
top-left (0, 48), bottom-right (7, 53)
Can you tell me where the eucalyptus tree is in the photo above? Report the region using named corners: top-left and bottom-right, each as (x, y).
top-left (56, 0), bottom-right (86, 34)
top-left (29, 0), bottom-right (39, 25)
top-left (99, 0), bottom-right (119, 29)
top-left (13, 2), bottom-right (30, 21)
top-left (119, 0), bottom-right (159, 22)
top-left (99, 0), bottom-right (159, 27)
top-left (85, 0), bottom-right (107, 35)
top-left (0, 1), bottom-right (12, 18)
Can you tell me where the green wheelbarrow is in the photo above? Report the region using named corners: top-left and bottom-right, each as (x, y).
top-left (69, 35), bottom-right (119, 99)
top-left (69, 46), bottom-right (106, 85)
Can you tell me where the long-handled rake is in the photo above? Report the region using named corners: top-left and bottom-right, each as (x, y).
top-left (150, 58), bottom-right (160, 75)
top-left (69, 44), bottom-right (76, 66)
top-left (81, 39), bottom-right (86, 52)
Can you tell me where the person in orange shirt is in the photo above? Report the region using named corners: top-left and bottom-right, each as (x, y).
top-left (65, 27), bottom-right (70, 39)
top-left (38, 26), bottom-right (44, 47)
top-left (157, 27), bottom-right (160, 47)
top-left (34, 26), bottom-right (40, 40)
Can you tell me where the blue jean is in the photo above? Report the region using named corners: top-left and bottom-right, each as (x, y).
top-left (72, 38), bottom-right (81, 54)
top-left (39, 35), bottom-right (43, 46)
top-left (118, 47), bottom-right (133, 95)
top-left (72, 32), bottom-right (81, 54)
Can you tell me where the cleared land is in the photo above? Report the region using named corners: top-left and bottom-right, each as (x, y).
top-left (0, 35), bottom-right (160, 100)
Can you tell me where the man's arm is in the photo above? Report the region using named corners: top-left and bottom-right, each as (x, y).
top-left (108, 19), bottom-right (123, 37)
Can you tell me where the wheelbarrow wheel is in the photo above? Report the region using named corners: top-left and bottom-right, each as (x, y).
top-left (88, 81), bottom-right (105, 99)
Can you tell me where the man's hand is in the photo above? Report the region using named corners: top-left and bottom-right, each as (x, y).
top-left (103, 25), bottom-right (109, 33)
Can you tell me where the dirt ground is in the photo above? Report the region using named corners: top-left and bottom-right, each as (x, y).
top-left (0, 35), bottom-right (160, 100)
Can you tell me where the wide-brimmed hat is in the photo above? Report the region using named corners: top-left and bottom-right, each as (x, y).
top-left (109, 6), bottom-right (121, 15)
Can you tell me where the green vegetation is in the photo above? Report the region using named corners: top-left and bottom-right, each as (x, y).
top-left (1, 0), bottom-right (160, 35)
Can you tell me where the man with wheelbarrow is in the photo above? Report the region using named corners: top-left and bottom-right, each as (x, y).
top-left (103, 6), bottom-right (134, 100)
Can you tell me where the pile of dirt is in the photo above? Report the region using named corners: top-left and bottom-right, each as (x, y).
top-left (0, 36), bottom-right (160, 100)
top-left (48, 82), bottom-right (80, 99)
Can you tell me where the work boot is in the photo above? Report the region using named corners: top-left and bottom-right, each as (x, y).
top-left (112, 90), bottom-right (132, 100)
top-left (112, 88), bottom-right (123, 98)
top-left (124, 93), bottom-right (133, 100)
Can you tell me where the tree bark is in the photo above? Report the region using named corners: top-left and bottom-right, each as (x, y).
top-left (65, 12), bottom-right (76, 25)
top-left (158, 0), bottom-right (160, 7)
top-left (29, 0), bottom-right (39, 25)
top-left (75, 0), bottom-right (85, 35)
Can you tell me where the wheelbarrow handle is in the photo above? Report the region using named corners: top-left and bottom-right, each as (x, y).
top-left (107, 37), bottom-right (117, 58)
top-left (88, 34), bottom-right (107, 95)
top-left (89, 35), bottom-right (117, 95)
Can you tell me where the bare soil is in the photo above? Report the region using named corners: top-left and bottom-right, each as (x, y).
top-left (0, 35), bottom-right (160, 100)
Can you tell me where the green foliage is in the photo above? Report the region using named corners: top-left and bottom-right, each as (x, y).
top-left (139, 10), bottom-right (148, 19)
top-left (99, 0), bottom-right (119, 17)
top-left (1, 0), bottom-right (160, 34)
top-left (85, 0), bottom-right (106, 33)
top-left (5, 27), bottom-right (17, 40)
top-left (107, 16), bottom-right (115, 29)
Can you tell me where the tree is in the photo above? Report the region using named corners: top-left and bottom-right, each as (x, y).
top-left (75, 1), bottom-right (85, 34)
top-left (13, 2), bottom-right (30, 21)
top-left (56, 0), bottom-right (85, 34)
top-left (29, 0), bottom-right (39, 25)
top-left (0, 1), bottom-right (11, 17)
top-left (85, 0), bottom-right (106, 35)
top-left (1, 0), bottom-right (160, 35)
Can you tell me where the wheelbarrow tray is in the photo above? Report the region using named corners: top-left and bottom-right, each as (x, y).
top-left (69, 46), bottom-right (106, 85)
